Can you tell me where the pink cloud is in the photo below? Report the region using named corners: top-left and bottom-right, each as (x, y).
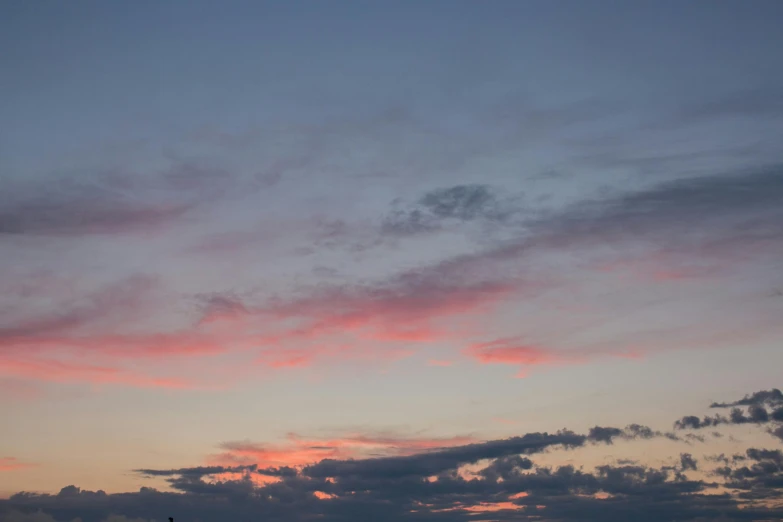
top-left (428, 359), bottom-right (453, 367)
top-left (200, 279), bottom-right (516, 345)
top-left (1, 271), bottom-right (524, 390)
top-left (592, 251), bottom-right (725, 283)
top-left (0, 356), bottom-right (194, 389)
top-left (465, 338), bottom-right (587, 378)
top-left (466, 338), bottom-right (644, 377)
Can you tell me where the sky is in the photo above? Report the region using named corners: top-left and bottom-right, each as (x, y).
top-left (1, 1), bottom-right (783, 520)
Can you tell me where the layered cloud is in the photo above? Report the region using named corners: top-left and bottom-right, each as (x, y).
top-left (2, 165), bottom-right (782, 391)
top-left (4, 389), bottom-right (783, 522)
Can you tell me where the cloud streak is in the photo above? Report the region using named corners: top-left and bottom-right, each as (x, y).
top-left (0, 164), bottom-right (230, 237)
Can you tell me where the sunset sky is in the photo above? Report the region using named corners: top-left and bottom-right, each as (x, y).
top-left (2, 2), bottom-right (783, 521)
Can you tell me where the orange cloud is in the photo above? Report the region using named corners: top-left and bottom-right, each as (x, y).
top-left (0, 457), bottom-right (35, 472)
top-left (209, 433), bottom-right (477, 469)
top-left (462, 501), bottom-right (524, 513)
top-left (424, 500), bottom-right (524, 514)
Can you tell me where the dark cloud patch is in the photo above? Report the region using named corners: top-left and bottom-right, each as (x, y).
top-left (719, 448), bottom-right (783, 499)
top-left (679, 453), bottom-right (698, 471)
top-left (133, 464), bottom-right (257, 478)
top-left (419, 185), bottom-right (500, 221)
top-left (381, 184), bottom-right (518, 236)
top-left (674, 415), bottom-right (725, 430)
top-left (478, 455), bottom-right (533, 481)
top-left (587, 426), bottom-right (624, 444)
top-left (710, 388), bottom-right (783, 409)
top-left (674, 391), bottom-right (783, 448)
top-left (193, 293), bottom-right (249, 323)
top-left (674, 407), bottom-right (776, 430)
top-left (623, 424), bottom-right (659, 440)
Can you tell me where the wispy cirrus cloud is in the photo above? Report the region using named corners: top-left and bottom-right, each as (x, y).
top-left (0, 266), bottom-right (518, 390)
top-left (0, 275), bottom-right (231, 389)
top-left (4, 166), bottom-right (783, 393)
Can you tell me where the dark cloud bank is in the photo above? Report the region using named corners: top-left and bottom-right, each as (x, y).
top-left (3, 390), bottom-right (783, 522)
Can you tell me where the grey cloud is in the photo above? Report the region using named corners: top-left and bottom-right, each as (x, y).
top-left (5, 460), bottom-right (781, 522)
top-left (381, 184), bottom-right (518, 236)
top-left (0, 275), bottom-right (158, 344)
top-left (528, 166), bottom-right (783, 252)
top-left (193, 293), bottom-right (249, 322)
top-left (710, 388), bottom-right (783, 409)
top-left (587, 426), bottom-right (623, 443)
top-left (719, 447), bottom-right (783, 497)
top-left (679, 453), bottom-right (698, 471)
top-left (303, 430), bottom-right (586, 480)
top-left (371, 165), bottom-right (783, 301)
top-left (477, 455), bottom-right (533, 482)
top-left (673, 407), bottom-right (775, 430)
top-left (675, 415), bottom-right (725, 430)
top-left (623, 424), bottom-right (658, 439)
top-left (419, 185), bottom-right (500, 221)
top-left (0, 164), bottom-right (231, 237)
top-left (133, 464), bottom-right (257, 478)
top-left (0, 200), bottom-right (190, 236)
top-left (674, 390), bottom-right (783, 440)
